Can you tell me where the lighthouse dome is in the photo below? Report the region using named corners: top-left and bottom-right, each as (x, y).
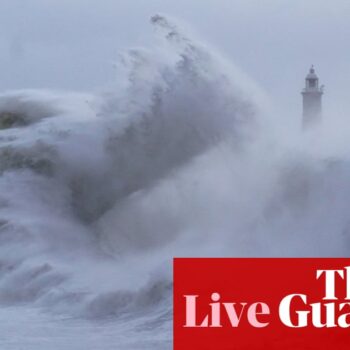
top-left (306, 66), bottom-right (318, 80)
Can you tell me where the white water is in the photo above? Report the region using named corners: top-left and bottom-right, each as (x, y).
top-left (0, 15), bottom-right (349, 349)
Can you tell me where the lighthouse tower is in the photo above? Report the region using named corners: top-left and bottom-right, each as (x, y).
top-left (301, 66), bottom-right (323, 128)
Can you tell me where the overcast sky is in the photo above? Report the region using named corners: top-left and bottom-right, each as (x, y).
top-left (0, 0), bottom-right (350, 120)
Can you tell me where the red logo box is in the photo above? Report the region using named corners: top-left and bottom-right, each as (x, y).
top-left (174, 258), bottom-right (350, 350)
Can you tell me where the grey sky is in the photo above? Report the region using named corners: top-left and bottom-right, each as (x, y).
top-left (1, 0), bottom-right (350, 121)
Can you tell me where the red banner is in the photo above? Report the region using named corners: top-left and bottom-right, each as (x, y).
top-left (174, 258), bottom-right (350, 349)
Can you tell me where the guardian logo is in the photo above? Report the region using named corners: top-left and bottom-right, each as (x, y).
top-left (174, 258), bottom-right (350, 349)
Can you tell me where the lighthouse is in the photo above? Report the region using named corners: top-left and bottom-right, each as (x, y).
top-left (301, 66), bottom-right (323, 128)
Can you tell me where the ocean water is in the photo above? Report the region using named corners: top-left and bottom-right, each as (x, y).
top-left (0, 15), bottom-right (349, 349)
